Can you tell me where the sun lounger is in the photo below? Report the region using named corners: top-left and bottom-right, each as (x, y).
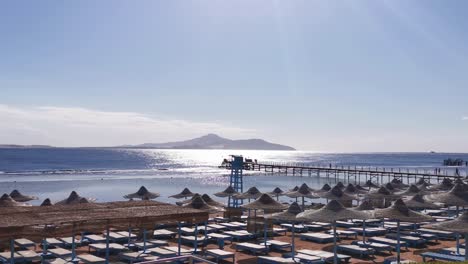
top-left (145, 247), bottom-right (176, 258)
top-left (214, 216), bottom-right (229, 223)
top-left (180, 227), bottom-right (197, 235)
top-left (352, 219), bottom-right (382, 227)
top-left (297, 249), bottom-right (351, 263)
top-left (385, 234), bottom-right (426, 247)
top-left (337, 245), bottom-right (375, 258)
top-left (133, 240), bottom-right (168, 250)
top-left (304, 224), bottom-right (328, 232)
top-left (58, 237), bottom-right (81, 247)
top-left (223, 231), bottom-right (253, 241)
top-left (119, 252), bottom-right (148, 263)
top-left (84, 235), bottom-right (107, 243)
top-left (0, 252), bottom-right (23, 264)
top-left (368, 237), bottom-right (408, 251)
top-left (219, 222), bottom-right (243, 230)
top-left (417, 228), bottom-right (456, 239)
top-left (107, 232), bottom-right (127, 242)
top-left (348, 227), bottom-right (386, 236)
top-left (265, 240), bottom-right (292, 251)
top-left (17, 250), bottom-right (40, 261)
top-left (327, 230), bottom-right (358, 239)
top-left (208, 233), bottom-right (233, 245)
top-left (351, 241), bottom-right (392, 254)
top-left (235, 242), bottom-right (268, 255)
top-left (281, 224), bottom-right (307, 232)
top-left (273, 227), bottom-right (288, 236)
top-left (153, 229), bottom-right (176, 239)
top-left (205, 249), bottom-right (235, 263)
top-left (230, 221), bottom-right (247, 228)
top-left (440, 247), bottom-right (466, 256)
top-left (117, 231), bottom-right (137, 239)
top-left (293, 254), bottom-right (325, 264)
top-left (421, 252), bottom-right (465, 262)
top-left (180, 236), bottom-right (207, 246)
top-left (15, 238), bottom-right (36, 250)
top-left (44, 238), bottom-right (64, 248)
top-left (423, 209), bottom-right (446, 216)
top-left (43, 258), bottom-right (69, 264)
top-left (48, 248), bottom-right (73, 259)
top-left (300, 233), bottom-right (335, 243)
top-left (163, 246), bottom-right (194, 256)
top-left (257, 256), bottom-right (296, 264)
top-left (336, 221), bottom-right (358, 228)
top-left (384, 222), bottom-right (416, 230)
top-left (311, 222), bottom-right (332, 229)
top-left (208, 224), bottom-right (228, 232)
top-left (78, 254), bottom-right (106, 264)
top-left (89, 243), bottom-right (126, 254)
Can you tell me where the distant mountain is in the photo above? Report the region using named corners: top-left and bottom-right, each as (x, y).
top-left (0, 144), bottom-right (54, 149)
top-left (122, 134), bottom-right (295, 150)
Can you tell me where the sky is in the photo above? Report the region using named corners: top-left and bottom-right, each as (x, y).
top-left (1, 0), bottom-right (468, 152)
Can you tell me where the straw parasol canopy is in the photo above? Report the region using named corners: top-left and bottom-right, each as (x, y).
top-left (404, 194), bottom-right (441, 210)
top-left (268, 187), bottom-right (285, 197)
top-left (40, 198), bottom-right (53, 206)
top-left (431, 212), bottom-right (468, 234)
top-left (355, 185), bottom-right (369, 192)
top-left (265, 202), bottom-right (303, 222)
top-left (182, 196), bottom-right (224, 213)
top-left (344, 184), bottom-right (367, 195)
top-left (9, 190), bottom-right (38, 202)
top-left (169, 188), bottom-right (195, 199)
top-left (124, 186), bottom-right (160, 200)
top-left (286, 183), bottom-right (319, 199)
top-left (390, 178), bottom-right (409, 189)
top-left (241, 194), bottom-right (288, 211)
top-left (365, 186), bottom-right (401, 200)
top-left (363, 180), bottom-right (379, 189)
top-left (201, 194), bottom-right (225, 208)
top-left (289, 186), bottom-right (299, 192)
top-left (374, 199), bottom-right (433, 222)
top-left (214, 186), bottom-right (238, 198)
top-left (430, 178), bottom-right (454, 191)
top-left (354, 200), bottom-right (374, 211)
top-left (396, 184), bottom-right (428, 196)
top-left (176, 193), bottom-right (201, 206)
top-left (335, 182), bottom-right (345, 190)
top-left (55, 191), bottom-right (94, 205)
top-left (297, 200), bottom-right (373, 222)
top-left (234, 187), bottom-right (262, 200)
top-left (0, 194), bottom-right (29, 207)
top-left (426, 183), bottom-right (468, 207)
top-left (384, 182), bottom-right (396, 192)
top-left (416, 178), bottom-right (432, 186)
top-left (320, 186), bottom-right (357, 201)
top-left (315, 183), bottom-right (332, 194)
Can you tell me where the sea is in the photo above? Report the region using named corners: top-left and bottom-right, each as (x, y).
top-left (1, 148), bottom-right (467, 205)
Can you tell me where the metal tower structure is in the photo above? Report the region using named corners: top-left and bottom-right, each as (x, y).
top-left (229, 155), bottom-right (244, 208)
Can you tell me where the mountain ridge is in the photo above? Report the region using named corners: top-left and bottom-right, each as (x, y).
top-left (122, 134), bottom-right (295, 150)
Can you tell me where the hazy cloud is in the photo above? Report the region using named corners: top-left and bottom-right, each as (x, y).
top-left (463, 116), bottom-right (468, 121)
top-left (0, 104), bottom-right (256, 146)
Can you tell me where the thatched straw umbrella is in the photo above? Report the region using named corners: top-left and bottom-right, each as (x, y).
top-left (234, 187), bottom-right (262, 201)
top-left (182, 196), bottom-right (224, 213)
top-left (176, 193), bottom-right (201, 206)
top-left (289, 186), bottom-right (299, 192)
top-left (404, 194), bottom-right (441, 210)
top-left (316, 183), bottom-right (332, 193)
top-left (344, 184), bottom-right (367, 195)
top-left (374, 199), bottom-right (432, 263)
top-left (265, 202), bottom-right (303, 257)
top-left (384, 182), bottom-right (396, 192)
top-left (124, 186), bottom-right (159, 200)
top-left (169, 188), bottom-right (195, 199)
top-left (431, 212), bottom-right (468, 260)
top-left (40, 198), bottom-right (53, 206)
top-left (268, 187), bottom-right (285, 201)
top-left (214, 186), bottom-right (238, 207)
top-left (335, 182), bottom-right (345, 190)
top-left (201, 194), bottom-right (225, 208)
top-left (426, 183), bottom-right (468, 215)
top-left (363, 180), bottom-right (379, 189)
top-left (286, 183), bottom-right (319, 207)
top-left (390, 178), bottom-right (409, 189)
top-left (9, 190), bottom-right (38, 202)
top-left (355, 184), bottom-right (369, 192)
top-left (365, 186), bottom-right (400, 208)
top-left (430, 178), bottom-right (454, 191)
top-left (54, 191), bottom-right (93, 205)
top-left (297, 200), bottom-right (373, 264)
top-left (396, 184), bottom-right (428, 196)
top-left (242, 194), bottom-right (288, 249)
top-left (416, 178), bottom-right (432, 186)
top-left (0, 194), bottom-right (29, 207)
top-left (320, 186), bottom-right (357, 207)
top-left (355, 200), bottom-right (374, 211)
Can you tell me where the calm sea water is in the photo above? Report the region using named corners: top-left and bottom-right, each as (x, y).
top-left (0, 148), bottom-right (467, 205)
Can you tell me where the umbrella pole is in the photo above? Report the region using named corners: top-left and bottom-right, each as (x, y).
top-left (333, 221), bottom-right (338, 264)
top-left (194, 224), bottom-right (198, 254)
top-left (143, 229), bottom-right (147, 253)
top-left (465, 233), bottom-right (468, 261)
top-left (71, 224), bottom-right (76, 261)
top-left (177, 222), bottom-right (182, 256)
top-left (10, 238), bottom-right (14, 264)
top-left (127, 227), bottom-right (132, 248)
top-left (41, 238), bottom-right (47, 264)
top-left (302, 196), bottom-right (305, 208)
top-left (291, 224), bottom-right (295, 258)
top-left (457, 233), bottom-right (460, 255)
top-left (396, 219), bottom-right (401, 264)
top-left (276, 194), bottom-right (279, 201)
top-left (105, 223), bottom-right (110, 264)
top-left (264, 218), bottom-right (268, 250)
top-left (362, 220), bottom-right (366, 243)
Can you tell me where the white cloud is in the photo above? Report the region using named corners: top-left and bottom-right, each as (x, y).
top-left (0, 104), bottom-right (256, 146)
top-left (463, 116), bottom-right (468, 121)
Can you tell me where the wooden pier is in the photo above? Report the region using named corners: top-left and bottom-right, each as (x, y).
top-left (220, 160), bottom-right (466, 185)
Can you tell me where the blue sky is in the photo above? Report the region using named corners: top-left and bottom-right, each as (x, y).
top-left (1, 0), bottom-right (468, 152)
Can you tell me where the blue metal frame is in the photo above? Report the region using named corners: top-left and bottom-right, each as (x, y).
top-left (229, 155), bottom-right (244, 208)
